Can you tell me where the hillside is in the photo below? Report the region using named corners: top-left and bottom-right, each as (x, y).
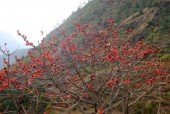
top-left (45, 0), bottom-right (170, 56)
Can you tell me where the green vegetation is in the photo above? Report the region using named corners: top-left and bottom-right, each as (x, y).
top-left (160, 54), bottom-right (170, 62)
top-left (145, 101), bottom-right (156, 114)
top-left (160, 17), bottom-right (170, 31)
top-left (167, 91), bottom-right (170, 99)
top-left (134, 102), bottom-right (143, 114)
top-left (116, 0), bottom-right (160, 23)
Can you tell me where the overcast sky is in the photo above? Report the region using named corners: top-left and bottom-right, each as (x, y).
top-left (0, 0), bottom-right (88, 48)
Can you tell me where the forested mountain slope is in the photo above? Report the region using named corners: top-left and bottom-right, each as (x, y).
top-left (45, 0), bottom-right (170, 58)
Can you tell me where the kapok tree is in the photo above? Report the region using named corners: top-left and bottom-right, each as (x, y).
top-left (0, 20), bottom-right (169, 114)
top-left (54, 20), bottom-right (170, 114)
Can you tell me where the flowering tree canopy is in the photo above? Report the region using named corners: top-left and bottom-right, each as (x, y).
top-left (0, 20), bottom-right (169, 114)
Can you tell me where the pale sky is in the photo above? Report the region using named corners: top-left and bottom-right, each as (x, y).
top-left (0, 0), bottom-right (88, 47)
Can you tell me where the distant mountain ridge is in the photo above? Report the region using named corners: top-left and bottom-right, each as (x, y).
top-left (0, 31), bottom-right (26, 53)
top-left (0, 30), bottom-right (29, 69)
top-left (0, 48), bottom-right (29, 69)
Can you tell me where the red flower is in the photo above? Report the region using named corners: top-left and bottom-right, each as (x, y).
top-left (141, 74), bottom-right (146, 78)
top-left (124, 80), bottom-right (130, 85)
top-left (0, 71), bottom-right (2, 77)
top-left (168, 80), bottom-right (170, 83)
top-left (101, 56), bottom-right (106, 62)
top-left (16, 85), bottom-right (23, 89)
top-left (10, 78), bottom-right (18, 84)
top-left (98, 110), bottom-right (103, 114)
top-left (147, 78), bottom-right (154, 84)
top-left (90, 74), bottom-right (95, 80)
top-left (134, 83), bottom-right (139, 87)
top-left (133, 66), bottom-right (137, 69)
top-left (3, 81), bottom-right (8, 88)
top-left (107, 80), bottom-right (114, 88)
top-left (79, 55), bottom-right (87, 62)
top-left (107, 54), bottom-right (113, 62)
top-left (116, 55), bottom-right (122, 60)
top-left (155, 69), bottom-right (161, 74)
top-left (4, 70), bottom-right (9, 77)
top-left (87, 84), bottom-right (92, 89)
top-left (112, 48), bottom-right (117, 55)
top-left (12, 70), bottom-right (18, 73)
top-left (0, 85), bottom-right (3, 90)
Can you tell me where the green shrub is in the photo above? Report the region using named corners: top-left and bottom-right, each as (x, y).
top-left (46, 104), bottom-right (53, 111)
top-left (144, 101), bottom-right (156, 114)
top-left (160, 54), bottom-right (170, 62)
top-left (160, 18), bottom-right (170, 31)
top-left (134, 102), bottom-right (143, 114)
top-left (167, 91), bottom-right (170, 99)
top-left (152, 1), bottom-right (159, 7)
top-left (138, 7), bottom-right (144, 15)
